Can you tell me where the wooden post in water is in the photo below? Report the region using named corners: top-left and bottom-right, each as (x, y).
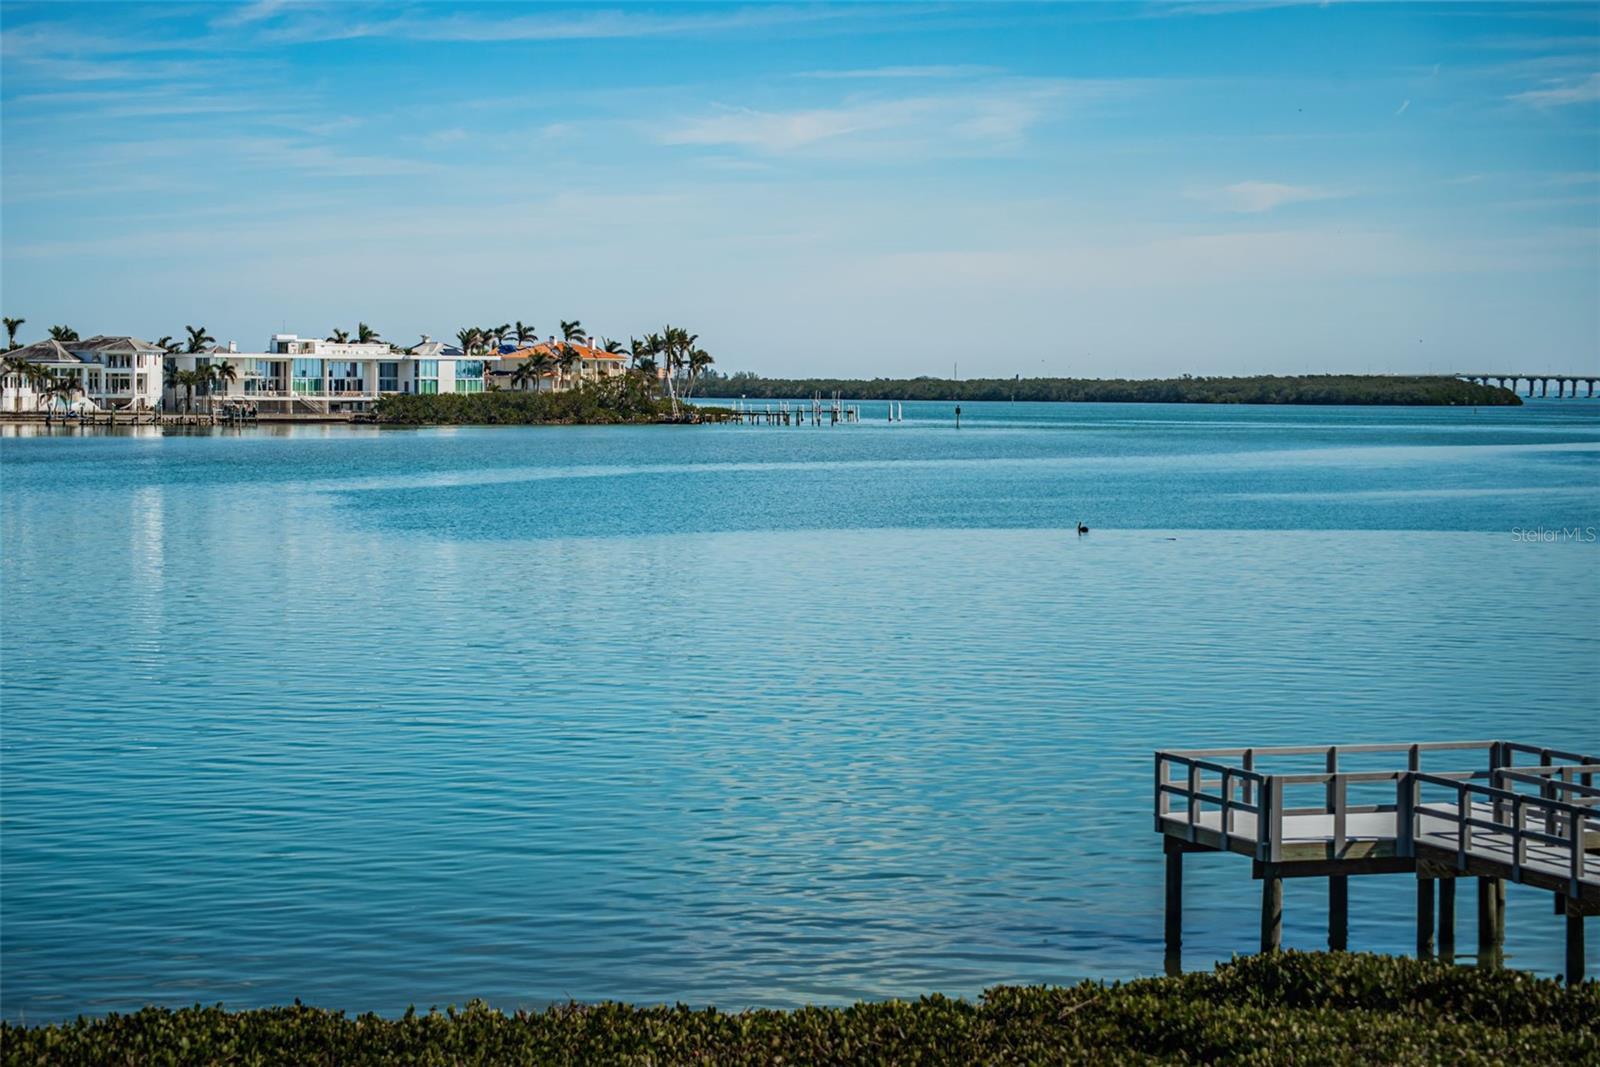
top-left (1260, 864), bottom-right (1283, 953)
top-left (1477, 877), bottom-right (1502, 966)
top-left (1328, 876), bottom-right (1348, 951)
top-left (1494, 879), bottom-right (1506, 952)
top-left (1416, 878), bottom-right (1435, 958)
top-left (1438, 878), bottom-right (1456, 959)
top-left (1164, 837), bottom-right (1183, 966)
top-left (1567, 910), bottom-right (1586, 985)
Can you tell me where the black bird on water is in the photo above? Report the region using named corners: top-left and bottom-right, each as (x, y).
top-left (1076, 521), bottom-right (1089, 535)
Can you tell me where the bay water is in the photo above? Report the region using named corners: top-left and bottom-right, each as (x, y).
top-left (2, 399), bottom-right (1597, 1019)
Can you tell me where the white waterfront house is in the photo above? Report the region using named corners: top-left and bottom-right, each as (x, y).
top-left (1, 336), bottom-right (166, 413)
top-left (163, 334), bottom-right (487, 414)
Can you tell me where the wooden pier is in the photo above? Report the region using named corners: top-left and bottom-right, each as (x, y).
top-left (1155, 740), bottom-right (1597, 983)
top-left (727, 395), bottom-right (861, 426)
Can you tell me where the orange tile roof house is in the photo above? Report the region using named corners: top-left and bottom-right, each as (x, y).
top-left (489, 340), bottom-right (627, 392)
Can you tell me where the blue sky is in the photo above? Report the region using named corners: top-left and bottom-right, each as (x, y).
top-left (2, 1), bottom-right (1596, 377)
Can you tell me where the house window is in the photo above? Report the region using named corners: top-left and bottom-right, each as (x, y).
top-left (379, 362), bottom-right (400, 393)
top-left (416, 359), bottom-right (438, 394)
top-left (292, 358), bottom-right (323, 395)
top-left (454, 360), bottom-right (484, 393)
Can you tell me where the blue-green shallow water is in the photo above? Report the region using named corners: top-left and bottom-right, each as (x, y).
top-left (2, 400), bottom-right (1597, 1020)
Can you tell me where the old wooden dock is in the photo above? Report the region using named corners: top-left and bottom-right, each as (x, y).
top-left (1155, 740), bottom-right (1597, 983)
top-left (727, 396), bottom-right (861, 426)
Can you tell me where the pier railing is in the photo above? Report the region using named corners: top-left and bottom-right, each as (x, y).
top-left (1155, 741), bottom-right (1599, 865)
top-left (1401, 772), bottom-right (1600, 894)
top-left (1155, 739), bottom-right (1598, 983)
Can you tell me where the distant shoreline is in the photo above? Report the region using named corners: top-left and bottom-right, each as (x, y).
top-left (699, 373), bottom-right (1522, 407)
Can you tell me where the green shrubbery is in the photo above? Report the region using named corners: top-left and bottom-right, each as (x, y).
top-left (699, 372), bottom-right (1522, 407)
top-left (372, 378), bottom-right (682, 425)
top-left (4, 952), bottom-right (1594, 1065)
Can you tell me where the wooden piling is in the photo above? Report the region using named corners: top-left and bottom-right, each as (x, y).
top-left (1328, 876), bottom-right (1348, 951)
top-left (1495, 879), bottom-right (1507, 950)
top-left (1438, 878), bottom-right (1456, 958)
top-left (1164, 838), bottom-right (1183, 957)
top-left (1260, 865), bottom-right (1283, 953)
top-left (1477, 877), bottom-right (1502, 966)
top-left (1567, 910), bottom-right (1585, 985)
top-left (1417, 878), bottom-right (1435, 958)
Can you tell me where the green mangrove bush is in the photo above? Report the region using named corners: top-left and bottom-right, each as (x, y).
top-left (697, 372), bottom-right (1522, 407)
top-left (3, 952), bottom-right (1594, 1065)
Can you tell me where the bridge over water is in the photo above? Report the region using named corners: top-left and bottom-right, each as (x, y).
top-left (1456, 373), bottom-right (1599, 398)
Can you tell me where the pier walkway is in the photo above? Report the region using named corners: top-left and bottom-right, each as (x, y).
top-left (1155, 740), bottom-right (1597, 983)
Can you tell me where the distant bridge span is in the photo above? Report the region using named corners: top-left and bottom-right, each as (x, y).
top-left (1454, 373), bottom-right (1599, 398)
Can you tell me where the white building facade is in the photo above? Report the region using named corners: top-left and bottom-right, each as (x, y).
top-left (164, 334), bottom-right (487, 414)
top-left (2, 336), bottom-right (166, 413)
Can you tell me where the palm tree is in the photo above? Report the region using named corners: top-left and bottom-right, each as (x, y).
top-left (560, 319), bottom-right (586, 344)
top-left (557, 343), bottom-right (582, 391)
top-left (155, 335), bottom-right (181, 354)
top-left (486, 323), bottom-right (511, 352)
top-left (684, 348), bottom-right (715, 401)
top-left (510, 353), bottom-right (548, 392)
top-left (354, 322), bottom-right (377, 344)
top-left (39, 372), bottom-right (81, 412)
top-left (598, 336), bottom-right (625, 356)
top-left (513, 321), bottom-right (537, 345)
top-left (49, 325), bottom-right (79, 343)
top-left (657, 325), bottom-right (696, 413)
top-left (174, 369), bottom-right (202, 413)
top-left (3, 317), bottom-right (23, 350)
top-left (208, 360), bottom-right (239, 411)
top-left (3, 356), bottom-right (44, 405)
top-left (185, 324), bottom-right (214, 353)
top-left (455, 327), bottom-right (482, 355)
top-left (328, 328), bottom-right (350, 343)
top-left (633, 354), bottom-right (658, 381)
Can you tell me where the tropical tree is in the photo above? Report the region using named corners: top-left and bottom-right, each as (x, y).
top-left (38, 372), bottom-right (82, 412)
top-left (598, 336), bottom-right (625, 356)
top-left (683, 348), bottom-right (715, 401)
top-left (357, 322), bottom-right (380, 344)
top-left (49, 325), bottom-right (79, 343)
top-left (328, 328), bottom-right (350, 343)
top-left (3, 356), bottom-right (45, 403)
top-left (655, 325), bottom-right (697, 413)
top-left (633, 354), bottom-right (658, 381)
top-left (155, 335), bottom-right (182, 354)
top-left (3, 317), bottom-right (23, 350)
top-left (560, 319), bottom-right (586, 344)
top-left (510, 352), bottom-right (553, 392)
top-left (557, 343), bottom-right (582, 391)
top-left (513, 321), bottom-right (537, 345)
top-left (173, 369), bottom-right (202, 413)
top-left (208, 360), bottom-right (239, 411)
top-left (185, 324), bottom-right (214, 353)
top-left (455, 327), bottom-right (483, 355)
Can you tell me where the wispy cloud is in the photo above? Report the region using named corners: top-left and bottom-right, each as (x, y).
top-left (1509, 72), bottom-right (1600, 107)
top-left (1189, 181), bottom-right (1346, 214)
top-left (1394, 99), bottom-right (1410, 116)
top-left (247, 3), bottom-right (920, 45)
top-left (657, 79), bottom-right (1121, 156)
top-left (798, 65), bottom-right (1000, 80)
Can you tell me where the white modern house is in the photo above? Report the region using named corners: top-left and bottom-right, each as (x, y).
top-left (2, 336), bottom-right (166, 413)
top-left (163, 334), bottom-right (487, 414)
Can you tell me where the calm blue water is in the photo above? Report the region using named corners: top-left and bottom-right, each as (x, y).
top-left (2, 399), bottom-right (1598, 1020)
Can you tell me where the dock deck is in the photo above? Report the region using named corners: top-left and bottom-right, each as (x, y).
top-left (1154, 740), bottom-right (1597, 983)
